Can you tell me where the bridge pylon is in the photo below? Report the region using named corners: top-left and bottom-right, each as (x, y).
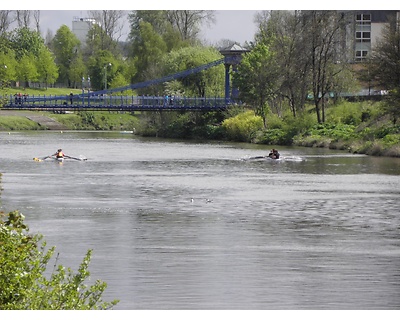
top-left (219, 44), bottom-right (250, 104)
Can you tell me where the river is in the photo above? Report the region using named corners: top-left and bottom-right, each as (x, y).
top-left (1, 131), bottom-right (399, 310)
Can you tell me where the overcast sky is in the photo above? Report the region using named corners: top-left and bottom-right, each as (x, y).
top-left (37, 10), bottom-right (259, 45)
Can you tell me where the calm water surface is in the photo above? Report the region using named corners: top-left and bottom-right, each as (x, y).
top-left (1, 131), bottom-right (400, 310)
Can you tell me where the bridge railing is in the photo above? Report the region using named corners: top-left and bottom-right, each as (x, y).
top-left (1, 94), bottom-right (229, 111)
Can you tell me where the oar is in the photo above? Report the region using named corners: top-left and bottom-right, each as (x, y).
top-left (64, 155), bottom-right (87, 161)
top-left (33, 155), bottom-right (52, 161)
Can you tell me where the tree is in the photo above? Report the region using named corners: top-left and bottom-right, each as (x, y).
top-left (0, 210), bottom-right (119, 310)
top-left (369, 16), bottom-right (400, 124)
top-left (302, 11), bottom-right (346, 123)
top-left (8, 27), bottom-right (45, 61)
top-left (0, 51), bottom-right (17, 87)
top-left (52, 25), bottom-right (81, 86)
top-left (0, 10), bottom-right (15, 35)
top-left (163, 46), bottom-right (224, 97)
top-left (68, 53), bottom-right (86, 89)
top-left (256, 10), bottom-right (311, 117)
top-left (87, 49), bottom-right (119, 90)
top-left (165, 10), bottom-right (215, 42)
top-left (16, 53), bottom-right (38, 87)
top-left (33, 10), bottom-right (40, 33)
top-left (232, 42), bottom-right (281, 127)
top-left (15, 10), bottom-right (31, 28)
top-left (130, 21), bottom-right (167, 85)
top-left (129, 10), bottom-right (186, 48)
top-left (127, 10), bottom-right (214, 92)
top-left (88, 10), bottom-right (126, 50)
top-left (36, 46), bottom-right (58, 88)
top-left (369, 16), bottom-right (400, 91)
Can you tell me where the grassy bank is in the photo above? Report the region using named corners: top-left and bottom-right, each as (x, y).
top-left (1, 87), bottom-right (83, 97)
top-left (0, 110), bottom-right (140, 131)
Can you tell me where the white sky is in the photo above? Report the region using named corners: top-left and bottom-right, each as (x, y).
top-left (36, 10), bottom-right (259, 45)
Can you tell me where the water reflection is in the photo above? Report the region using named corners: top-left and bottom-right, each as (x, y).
top-left (0, 132), bottom-right (400, 309)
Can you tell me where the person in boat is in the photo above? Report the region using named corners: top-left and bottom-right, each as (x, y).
top-left (52, 149), bottom-right (65, 159)
top-left (268, 148), bottom-right (280, 159)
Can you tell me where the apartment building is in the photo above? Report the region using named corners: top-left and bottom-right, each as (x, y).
top-left (343, 10), bottom-right (399, 63)
top-left (72, 16), bottom-right (97, 46)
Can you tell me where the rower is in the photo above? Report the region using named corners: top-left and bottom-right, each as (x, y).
top-left (268, 148), bottom-right (280, 159)
top-left (52, 148), bottom-right (65, 159)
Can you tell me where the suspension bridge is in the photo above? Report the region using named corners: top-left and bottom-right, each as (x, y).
top-left (1, 44), bottom-right (251, 112)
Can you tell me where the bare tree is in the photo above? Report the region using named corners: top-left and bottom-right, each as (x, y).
top-left (88, 10), bottom-right (126, 47)
top-left (0, 10), bottom-right (15, 35)
top-left (33, 10), bottom-right (40, 33)
top-left (303, 10), bottom-right (346, 123)
top-left (165, 10), bottom-right (215, 41)
top-left (16, 10), bottom-right (31, 28)
top-left (256, 10), bottom-right (311, 117)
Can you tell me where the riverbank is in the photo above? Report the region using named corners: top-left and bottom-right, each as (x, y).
top-left (0, 107), bottom-right (399, 158)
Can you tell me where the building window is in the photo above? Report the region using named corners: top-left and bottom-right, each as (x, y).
top-left (356, 13), bottom-right (371, 23)
top-left (356, 31), bottom-right (371, 42)
top-left (355, 50), bottom-right (368, 61)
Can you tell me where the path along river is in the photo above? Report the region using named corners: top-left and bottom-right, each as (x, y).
top-left (1, 131), bottom-right (400, 310)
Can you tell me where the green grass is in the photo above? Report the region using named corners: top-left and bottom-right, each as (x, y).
top-left (0, 115), bottom-right (42, 131)
top-left (1, 87), bottom-right (82, 97)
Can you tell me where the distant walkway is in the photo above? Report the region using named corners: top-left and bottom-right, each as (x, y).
top-left (0, 110), bottom-right (68, 130)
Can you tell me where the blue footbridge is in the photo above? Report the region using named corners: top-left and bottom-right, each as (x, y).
top-left (2, 45), bottom-right (250, 112)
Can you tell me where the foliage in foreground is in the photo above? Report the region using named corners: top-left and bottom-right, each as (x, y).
top-left (0, 209), bottom-right (119, 310)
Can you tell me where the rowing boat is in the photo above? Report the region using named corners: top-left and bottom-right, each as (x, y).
top-left (246, 156), bottom-right (281, 161)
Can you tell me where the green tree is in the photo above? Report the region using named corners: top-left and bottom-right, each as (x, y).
top-left (36, 47), bottom-right (58, 88)
top-left (0, 51), bottom-right (17, 87)
top-left (8, 27), bottom-right (44, 61)
top-left (163, 46), bottom-right (224, 97)
top-left (0, 210), bottom-right (119, 310)
top-left (68, 53), bottom-right (87, 89)
top-left (87, 49), bottom-right (119, 90)
top-left (232, 42), bottom-right (281, 127)
top-left (52, 25), bottom-right (80, 86)
top-left (131, 21), bottom-right (167, 85)
top-left (16, 53), bottom-right (38, 87)
top-left (129, 10), bottom-right (185, 53)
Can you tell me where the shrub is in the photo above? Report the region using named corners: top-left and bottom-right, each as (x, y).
top-left (222, 111), bottom-right (263, 142)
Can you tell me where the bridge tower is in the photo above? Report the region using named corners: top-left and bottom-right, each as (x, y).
top-left (219, 44), bottom-right (249, 104)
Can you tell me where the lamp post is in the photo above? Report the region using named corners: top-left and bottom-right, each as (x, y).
top-left (1, 65), bottom-right (7, 87)
top-left (104, 63), bottom-right (111, 90)
top-left (82, 76), bottom-right (85, 105)
top-left (87, 76), bottom-right (91, 107)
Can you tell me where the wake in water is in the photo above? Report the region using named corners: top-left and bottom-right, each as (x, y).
top-left (240, 155), bottom-right (305, 162)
